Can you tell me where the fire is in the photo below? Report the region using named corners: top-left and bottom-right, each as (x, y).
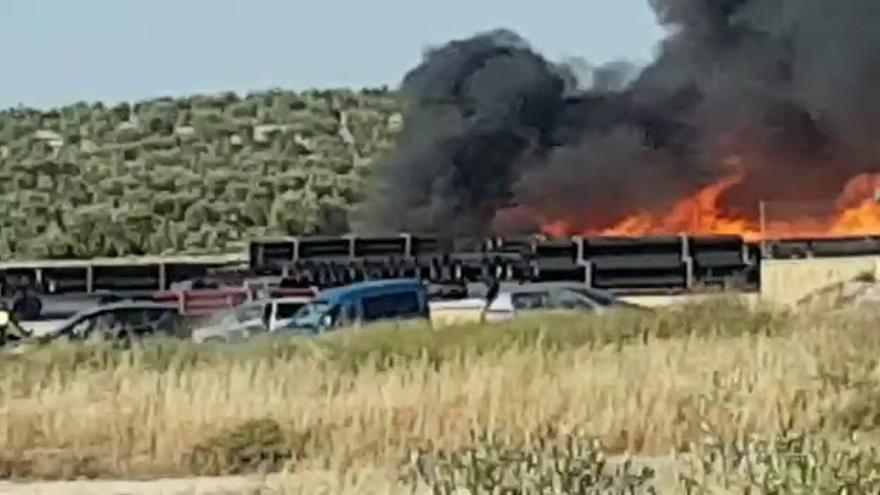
top-left (539, 164), bottom-right (880, 241)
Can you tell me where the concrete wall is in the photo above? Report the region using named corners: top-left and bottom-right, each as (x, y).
top-left (621, 293), bottom-right (760, 309)
top-left (624, 255), bottom-right (880, 310)
top-left (759, 256), bottom-right (880, 307)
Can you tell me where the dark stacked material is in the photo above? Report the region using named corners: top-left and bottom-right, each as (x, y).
top-left (247, 233), bottom-right (761, 293)
top-left (9, 233), bottom-right (880, 309)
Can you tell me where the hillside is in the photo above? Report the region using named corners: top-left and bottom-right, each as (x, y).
top-left (0, 89), bottom-right (403, 260)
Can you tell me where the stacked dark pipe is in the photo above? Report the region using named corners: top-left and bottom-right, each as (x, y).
top-left (249, 234), bottom-right (759, 294)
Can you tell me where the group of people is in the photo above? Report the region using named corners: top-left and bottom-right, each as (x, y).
top-left (0, 277), bottom-right (44, 322)
top-left (0, 276), bottom-right (45, 346)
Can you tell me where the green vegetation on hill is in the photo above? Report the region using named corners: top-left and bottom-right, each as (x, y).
top-left (0, 88), bottom-right (403, 260)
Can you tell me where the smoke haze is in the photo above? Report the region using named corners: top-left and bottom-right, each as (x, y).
top-left (357, 0), bottom-right (880, 237)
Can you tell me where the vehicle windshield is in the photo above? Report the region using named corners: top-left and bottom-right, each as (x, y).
top-left (51, 307), bottom-right (98, 335)
top-left (290, 300), bottom-right (332, 327)
top-left (276, 302), bottom-right (307, 320)
top-left (568, 288), bottom-right (617, 306)
top-left (204, 307), bottom-right (240, 326)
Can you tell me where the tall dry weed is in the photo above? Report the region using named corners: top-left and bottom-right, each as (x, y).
top-left (0, 300), bottom-right (877, 484)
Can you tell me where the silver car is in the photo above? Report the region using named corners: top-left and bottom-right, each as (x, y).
top-left (191, 296), bottom-right (312, 343)
top-left (480, 283), bottom-right (642, 322)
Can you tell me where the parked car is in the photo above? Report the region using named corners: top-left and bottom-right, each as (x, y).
top-left (191, 296), bottom-right (313, 343)
top-left (31, 301), bottom-right (185, 345)
top-left (480, 282), bottom-right (644, 322)
top-left (279, 279), bottom-right (430, 334)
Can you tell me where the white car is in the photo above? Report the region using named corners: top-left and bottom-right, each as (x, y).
top-left (191, 296), bottom-right (312, 343)
top-left (428, 283), bottom-right (642, 325)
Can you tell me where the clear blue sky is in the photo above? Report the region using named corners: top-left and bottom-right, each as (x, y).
top-left (0, 0), bottom-right (665, 110)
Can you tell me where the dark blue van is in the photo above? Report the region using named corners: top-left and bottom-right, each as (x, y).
top-left (280, 278), bottom-right (429, 334)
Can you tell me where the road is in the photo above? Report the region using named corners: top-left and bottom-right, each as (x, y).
top-left (0, 475), bottom-right (276, 495)
top-left (0, 456), bottom-right (685, 494)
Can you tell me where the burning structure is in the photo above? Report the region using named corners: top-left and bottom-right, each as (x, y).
top-left (358, 0), bottom-right (880, 241)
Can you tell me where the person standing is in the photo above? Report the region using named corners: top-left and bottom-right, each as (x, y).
top-left (11, 280), bottom-right (42, 322)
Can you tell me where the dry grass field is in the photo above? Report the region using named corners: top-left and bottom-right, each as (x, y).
top-left (3, 299), bottom-right (880, 493)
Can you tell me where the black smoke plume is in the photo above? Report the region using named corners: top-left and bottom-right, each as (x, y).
top-left (357, 1), bottom-right (880, 237)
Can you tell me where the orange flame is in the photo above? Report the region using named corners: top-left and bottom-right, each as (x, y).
top-left (540, 165), bottom-right (880, 241)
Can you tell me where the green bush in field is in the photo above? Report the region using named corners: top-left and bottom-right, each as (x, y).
top-left (400, 428), bottom-right (880, 494)
top-left (400, 428), bottom-right (658, 494)
top-left (189, 418), bottom-right (293, 476)
top-left (0, 88), bottom-right (403, 259)
top-left (680, 428), bottom-right (880, 493)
